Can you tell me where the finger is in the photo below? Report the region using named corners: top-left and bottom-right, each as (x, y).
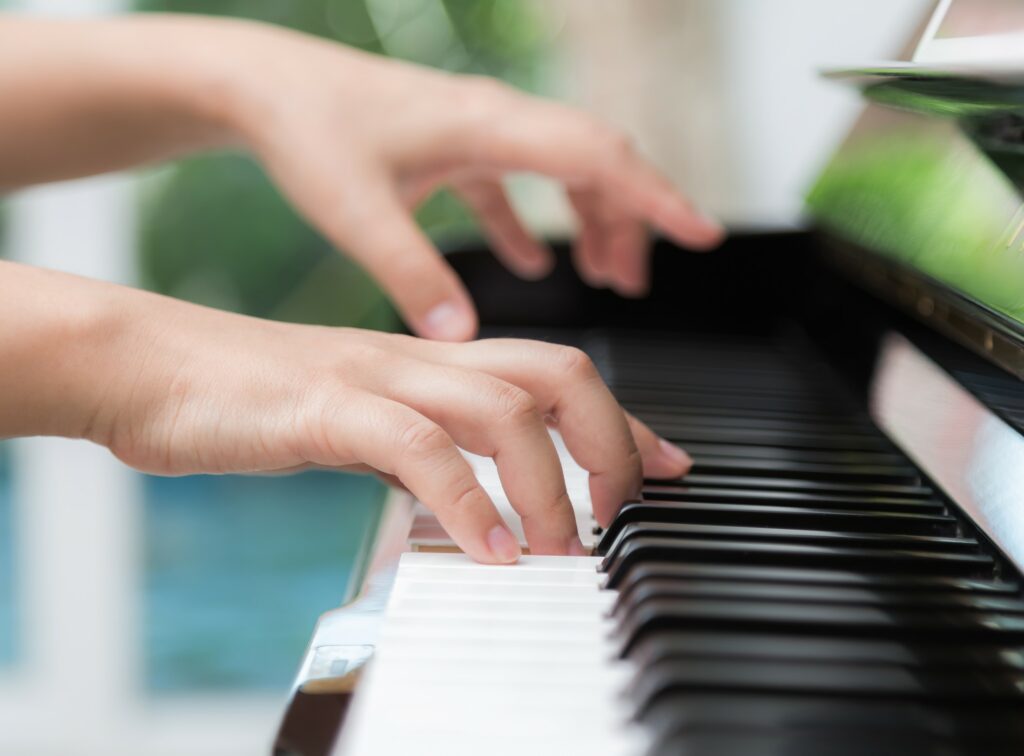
top-left (454, 178), bottom-right (554, 280)
top-left (389, 337), bottom-right (643, 527)
top-left (567, 187), bottom-right (610, 287)
top-left (459, 88), bottom-right (724, 249)
top-left (599, 194), bottom-right (650, 297)
top-left (313, 389), bottom-right (519, 564)
top-left (328, 177), bottom-right (479, 342)
top-left (624, 412), bottom-right (693, 479)
top-left (366, 356), bottom-right (581, 554)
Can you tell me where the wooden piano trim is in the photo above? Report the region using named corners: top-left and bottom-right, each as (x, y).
top-left (824, 237), bottom-right (1024, 379)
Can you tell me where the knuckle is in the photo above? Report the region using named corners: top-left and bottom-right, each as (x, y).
top-left (579, 116), bottom-right (633, 156)
top-left (339, 342), bottom-right (391, 372)
top-left (447, 477), bottom-right (485, 517)
top-left (625, 446), bottom-right (644, 491)
top-left (491, 382), bottom-right (539, 426)
top-left (468, 185), bottom-right (507, 216)
top-left (626, 445), bottom-right (643, 473)
top-left (531, 490), bottom-right (574, 522)
top-left (397, 419), bottom-right (451, 461)
top-left (555, 345), bottom-right (599, 382)
top-left (604, 128), bottom-right (635, 159)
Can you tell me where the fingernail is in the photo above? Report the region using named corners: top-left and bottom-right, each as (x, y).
top-left (618, 278), bottom-right (649, 298)
top-left (567, 536), bottom-right (589, 557)
top-left (517, 252), bottom-right (555, 280)
top-left (486, 524), bottom-right (522, 564)
top-left (659, 438), bottom-right (693, 469)
top-left (422, 301), bottom-right (472, 342)
top-left (698, 209), bottom-right (724, 232)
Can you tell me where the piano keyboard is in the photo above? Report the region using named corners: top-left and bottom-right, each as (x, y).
top-left (337, 331), bottom-right (1024, 756)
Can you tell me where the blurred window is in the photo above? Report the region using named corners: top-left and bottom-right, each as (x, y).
top-left (131, 0), bottom-right (553, 692)
top-left (144, 472), bottom-right (384, 691)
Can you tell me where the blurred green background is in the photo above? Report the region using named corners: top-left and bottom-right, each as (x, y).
top-left (130, 0), bottom-right (554, 692)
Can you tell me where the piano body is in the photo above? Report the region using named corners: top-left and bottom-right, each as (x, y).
top-left (274, 10), bottom-right (1024, 756)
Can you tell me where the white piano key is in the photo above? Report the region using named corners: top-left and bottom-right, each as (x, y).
top-left (390, 580), bottom-right (613, 602)
top-left (386, 596), bottom-right (613, 618)
top-left (397, 552), bottom-right (602, 570)
top-left (377, 638), bottom-right (615, 665)
top-left (410, 430), bottom-right (600, 550)
top-left (337, 552), bottom-right (648, 756)
top-left (397, 564), bottom-right (604, 586)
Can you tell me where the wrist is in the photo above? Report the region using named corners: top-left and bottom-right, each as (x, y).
top-left (0, 262), bottom-right (133, 441)
top-left (108, 15), bottom-right (308, 153)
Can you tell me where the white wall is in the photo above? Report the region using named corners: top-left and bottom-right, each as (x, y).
top-left (715, 0), bottom-right (931, 224)
top-left (556, 0), bottom-right (932, 228)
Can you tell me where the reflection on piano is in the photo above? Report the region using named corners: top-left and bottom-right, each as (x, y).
top-left (275, 5), bottom-right (1024, 754)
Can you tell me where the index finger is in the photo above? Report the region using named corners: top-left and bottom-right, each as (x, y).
top-left (458, 85), bottom-right (724, 249)
top-left (394, 336), bottom-right (645, 527)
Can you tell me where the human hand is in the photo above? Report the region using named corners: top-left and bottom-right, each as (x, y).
top-left (215, 23), bottom-right (724, 340)
top-left (2, 14), bottom-right (722, 337)
top-left (37, 272), bottom-right (692, 563)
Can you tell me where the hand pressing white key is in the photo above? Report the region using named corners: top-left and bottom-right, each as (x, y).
top-left (1, 263), bottom-right (693, 563)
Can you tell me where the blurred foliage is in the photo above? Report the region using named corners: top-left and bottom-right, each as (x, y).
top-left (132, 0), bottom-right (552, 327)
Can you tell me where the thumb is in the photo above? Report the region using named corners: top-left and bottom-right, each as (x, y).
top-left (340, 182), bottom-right (478, 341)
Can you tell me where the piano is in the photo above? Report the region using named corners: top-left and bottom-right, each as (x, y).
top-left (274, 3), bottom-right (1024, 754)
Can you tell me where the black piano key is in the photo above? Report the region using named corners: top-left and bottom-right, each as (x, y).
top-left (609, 363), bottom-right (836, 387)
top-left (616, 599), bottom-right (1024, 657)
top-left (662, 474), bottom-right (935, 499)
top-left (600, 523), bottom-right (980, 565)
top-left (658, 426), bottom-right (894, 453)
top-left (600, 539), bottom-right (995, 589)
top-left (597, 501), bottom-right (957, 551)
top-left (625, 406), bottom-right (877, 432)
top-left (685, 455), bottom-right (921, 484)
top-left (642, 484), bottom-right (943, 513)
top-left (627, 631), bottom-right (1024, 671)
top-left (628, 658), bottom-right (1024, 715)
top-left (610, 562), bottom-right (1020, 596)
top-left (626, 403), bottom-right (880, 431)
top-left (619, 391), bottom-right (864, 421)
top-left (641, 695), bottom-right (1024, 755)
top-left (668, 442), bottom-right (908, 466)
top-left (629, 402), bottom-right (880, 426)
top-left (648, 728), bottom-right (1024, 756)
top-left (612, 579), bottom-right (1024, 620)
top-left (573, 329), bottom-right (1024, 752)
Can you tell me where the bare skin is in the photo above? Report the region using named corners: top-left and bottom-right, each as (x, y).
top-left (0, 14), bottom-right (715, 562)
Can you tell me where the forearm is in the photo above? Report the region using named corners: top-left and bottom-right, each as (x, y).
top-left (0, 260), bottom-right (132, 439)
top-left (0, 13), bottom-right (264, 189)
